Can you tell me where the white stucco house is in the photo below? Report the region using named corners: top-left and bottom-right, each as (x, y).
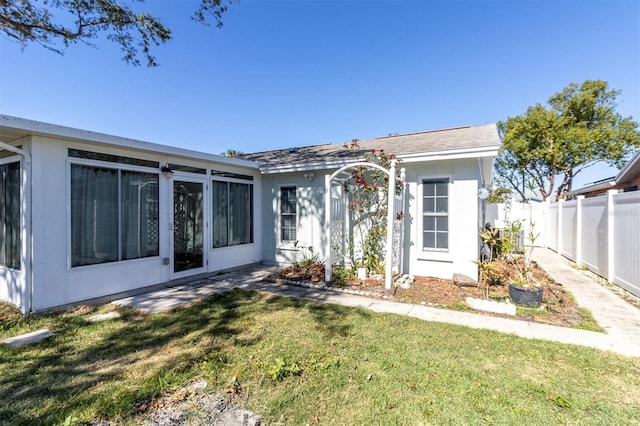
top-left (1, 115), bottom-right (499, 314)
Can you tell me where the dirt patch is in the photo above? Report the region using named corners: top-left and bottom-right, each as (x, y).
top-left (269, 260), bottom-right (603, 331)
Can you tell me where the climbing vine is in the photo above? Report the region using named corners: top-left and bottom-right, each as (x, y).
top-left (345, 141), bottom-right (402, 273)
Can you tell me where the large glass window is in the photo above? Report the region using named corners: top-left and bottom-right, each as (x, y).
top-left (212, 180), bottom-right (253, 248)
top-left (70, 164), bottom-right (159, 267)
top-left (0, 162), bottom-right (21, 270)
top-left (422, 178), bottom-right (449, 250)
top-left (280, 186), bottom-right (297, 242)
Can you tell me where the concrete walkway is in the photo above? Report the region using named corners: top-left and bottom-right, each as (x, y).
top-left (113, 249), bottom-right (640, 358)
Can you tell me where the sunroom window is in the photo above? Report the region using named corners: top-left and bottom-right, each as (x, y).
top-left (70, 164), bottom-right (159, 267)
top-left (212, 180), bottom-right (254, 248)
top-left (0, 161), bottom-right (21, 270)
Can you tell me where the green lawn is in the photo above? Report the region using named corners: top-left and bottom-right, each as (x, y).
top-left (1, 290), bottom-right (639, 425)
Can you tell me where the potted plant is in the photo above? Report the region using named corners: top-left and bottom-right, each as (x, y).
top-left (506, 183), bottom-right (543, 308)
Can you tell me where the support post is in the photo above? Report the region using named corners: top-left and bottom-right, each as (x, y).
top-left (557, 198), bottom-right (564, 256)
top-left (607, 189), bottom-right (617, 284)
top-left (575, 195), bottom-right (584, 265)
top-left (324, 174), bottom-right (332, 283)
top-left (384, 160), bottom-right (397, 289)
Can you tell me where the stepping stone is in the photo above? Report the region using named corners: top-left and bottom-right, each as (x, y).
top-left (466, 297), bottom-right (516, 316)
top-left (2, 329), bottom-right (52, 347)
top-left (86, 311), bottom-right (121, 322)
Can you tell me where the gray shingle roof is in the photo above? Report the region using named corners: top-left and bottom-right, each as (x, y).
top-left (240, 123), bottom-right (500, 170)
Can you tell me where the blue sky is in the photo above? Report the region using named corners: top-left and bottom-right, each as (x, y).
top-left (1, 0), bottom-right (638, 188)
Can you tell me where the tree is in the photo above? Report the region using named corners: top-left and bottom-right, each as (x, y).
top-left (497, 80), bottom-right (640, 201)
top-left (0, 0), bottom-right (234, 66)
top-left (221, 149), bottom-right (243, 157)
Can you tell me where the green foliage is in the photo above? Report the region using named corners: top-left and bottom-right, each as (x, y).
top-left (265, 357), bottom-right (302, 381)
top-left (497, 80), bottom-right (640, 200)
top-left (345, 142), bottom-right (402, 274)
top-left (331, 264), bottom-right (354, 287)
top-left (0, 0), bottom-right (234, 66)
top-left (485, 186), bottom-right (512, 204)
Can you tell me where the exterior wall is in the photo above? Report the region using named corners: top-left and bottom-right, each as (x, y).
top-left (260, 158), bottom-right (482, 281)
top-left (24, 135), bottom-right (261, 312)
top-left (404, 159), bottom-right (480, 281)
top-left (260, 171), bottom-right (325, 266)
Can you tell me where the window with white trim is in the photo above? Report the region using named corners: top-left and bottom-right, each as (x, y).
top-left (0, 161), bottom-right (20, 270)
top-left (422, 178), bottom-right (449, 250)
top-left (212, 179), bottom-right (254, 248)
top-left (70, 164), bottom-right (159, 267)
top-left (280, 186), bottom-right (297, 242)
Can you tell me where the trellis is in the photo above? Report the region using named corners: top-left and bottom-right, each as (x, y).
top-left (324, 160), bottom-right (406, 289)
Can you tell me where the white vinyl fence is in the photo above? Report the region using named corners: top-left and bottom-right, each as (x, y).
top-left (549, 190), bottom-right (640, 297)
top-left (488, 189), bottom-right (640, 297)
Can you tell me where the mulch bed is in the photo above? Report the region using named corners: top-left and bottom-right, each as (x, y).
top-left (268, 260), bottom-right (603, 330)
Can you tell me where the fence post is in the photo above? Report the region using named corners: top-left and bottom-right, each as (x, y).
top-left (607, 189), bottom-right (617, 284)
top-left (325, 174), bottom-right (332, 283)
top-left (575, 195), bottom-right (584, 265)
top-left (544, 199), bottom-right (550, 248)
top-left (557, 198), bottom-right (564, 255)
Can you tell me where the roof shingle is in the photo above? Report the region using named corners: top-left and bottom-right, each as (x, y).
top-left (241, 123), bottom-right (500, 170)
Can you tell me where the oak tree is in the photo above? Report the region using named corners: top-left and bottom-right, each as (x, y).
top-left (497, 80), bottom-right (640, 201)
top-left (0, 0), bottom-right (233, 66)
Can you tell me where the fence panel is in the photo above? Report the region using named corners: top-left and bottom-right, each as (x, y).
top-left (560, 200), bottom-right (577, 261)
top-left (613, 191), bottom-right (640, 295)
top-left (547, 204), bottom-right (558, 251)
top-left (580, 196), bottom-right (608, 277)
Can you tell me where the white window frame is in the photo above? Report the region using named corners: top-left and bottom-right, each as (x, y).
top-left (211, 176), bottom-right (254, 249)
top-left (278, 184), bottom-right (298, 246)
top-left (0, 157), bottom-right (21, 271)
top-left (417, 175), bottom-right (453, 262)
top-left (67, 157), bottom-right (160, 269)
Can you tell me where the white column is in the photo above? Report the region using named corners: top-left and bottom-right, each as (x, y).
top-left (607, 189), bottom-right (617, 283)
top-left (324, 174), bottom-right (332, 283)
top-left (384, 160), bottom-right (397, 289)
top-left (575, 195), bottom-right (584, 265)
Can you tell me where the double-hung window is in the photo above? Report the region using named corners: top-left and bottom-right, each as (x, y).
top-left (422, 178), bottom-right (449, 250)
top-left (70, 164), bottom-right (159, 267)
top-left (212, 179), bottom-right (254, 248)
top-left (0, 161), bottom-right (21, 270)
top-left (280, 186), bottom-right (297, 242)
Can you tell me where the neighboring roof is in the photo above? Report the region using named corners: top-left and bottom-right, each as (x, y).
top-left (565, 150), bottom-right (640, 197)
top-left (0, 115), bottom-right (258, 169)
top-left (617, 150), bottom-right (640, 184)
top-left (241, 124), bottom-right (500, 173)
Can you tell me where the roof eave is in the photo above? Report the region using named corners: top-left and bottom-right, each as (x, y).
top-left (257, 145), bottom-right (500, 174)
top-left (0, 115), bottom-right (259, 169)
top-left (615, 150), bottom-right (640, 184)
top-left (564, 179), bottom-right (617, 197)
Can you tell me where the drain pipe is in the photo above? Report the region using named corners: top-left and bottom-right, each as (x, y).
top-left (0, 142), bottom-right (32, 315)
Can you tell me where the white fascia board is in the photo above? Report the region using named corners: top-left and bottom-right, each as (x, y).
top-left (0, 115), bottom-right (259, 169)
top-left (258, 145), bottom-right (500, 174)
top-left (397, 145), bottom-right (500, 163)
top-left (259, 159), bottom-right (363, 174)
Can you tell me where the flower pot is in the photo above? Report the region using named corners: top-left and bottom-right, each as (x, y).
top-left (357, 267), bottom-right (368, 280)
top-left (509, 283), bottom-right (543, 308)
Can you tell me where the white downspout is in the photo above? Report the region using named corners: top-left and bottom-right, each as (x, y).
top-left (0, 142), bottom-right (32, 315)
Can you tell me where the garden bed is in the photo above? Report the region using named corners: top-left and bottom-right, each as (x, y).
top-left (268, 259), bottom-right (603, 331)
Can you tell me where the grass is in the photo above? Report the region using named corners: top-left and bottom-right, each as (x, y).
top-left (1, 291), bottom-right (640, 425)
